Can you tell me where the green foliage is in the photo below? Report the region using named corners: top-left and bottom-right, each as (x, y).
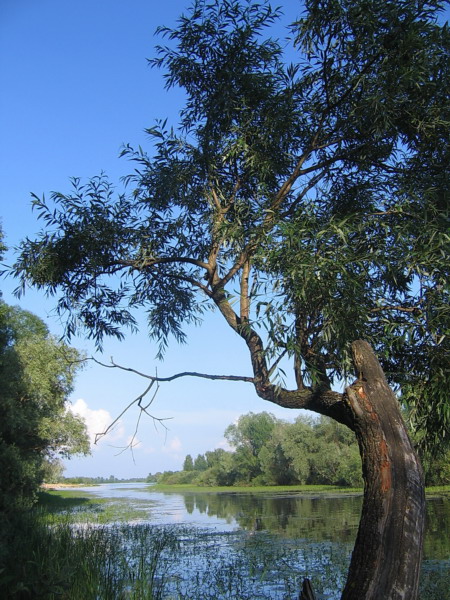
top-left (160, 412), bottom-right (363, 488)
top-left (169, 406), bottom-right (448, 487)
top-left (422, 450), bottom-right (450, 486)
top-left (41, 459), bottom-right (65, 484)
top-left (224, 412), bottom-right (278, 483)
top-left (258, 424), bottom-right (299, 485)
top-left (0, 224), bottom-right (6, 264)
top-left (157, 469), bottom-right (199, 485)
top-left (183, 453), bottom-right (194, 471)
top-left (199, 450), bottom-right (237, 486)
top-left (0, 302), bottom-right (89, 512)
top-left (205, 448), bottom-right (228, 468)
top-left (225, 412), bottom-right (277, 457)
top-left (193, 453), bottom-right (208, 471)
top-left (11, 0), bottom-right (450, 452)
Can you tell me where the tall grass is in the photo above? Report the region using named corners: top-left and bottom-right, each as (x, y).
top-left (1, 511), bottom-right (350, 599)
top-left (0, 515), bottom-right (181, 599)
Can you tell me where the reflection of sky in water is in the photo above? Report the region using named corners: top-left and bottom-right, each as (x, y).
top-left (60, 483), bottom-right (450, 557)
top-left (66, 483), bottom-right (238, 530)
top-left (53, 483), bottom-right (450, 599)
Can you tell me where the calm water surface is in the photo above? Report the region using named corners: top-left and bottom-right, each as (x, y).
top-left (71, 483), bottom-right (449, 553)
top-left (65, 483), bottom-right (449, 599)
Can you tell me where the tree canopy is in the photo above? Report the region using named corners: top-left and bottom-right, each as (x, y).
top-left (158, 411), bottom-right (364, 487)
top-left (159, 412), bottom-right (449, 487)
top-left (12, 0), bottom-right (450, 454)
top-left (0, 302), bottom-right (89, 511)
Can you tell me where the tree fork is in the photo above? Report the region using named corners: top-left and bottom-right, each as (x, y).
top-left (342, 340), bottom-right (425, 600)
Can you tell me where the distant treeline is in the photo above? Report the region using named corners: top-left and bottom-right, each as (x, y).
top-left (152, 412), bottom-right (450, 488)
top-left (60, 476), bottom-right (148, 484)
top-left (155, 413), bottom-right (363, 488)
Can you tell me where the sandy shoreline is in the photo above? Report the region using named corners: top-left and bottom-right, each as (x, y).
top-left (41, 483), bottom-right (87, 489)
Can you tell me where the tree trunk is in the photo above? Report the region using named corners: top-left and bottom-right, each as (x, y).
top-left (341, 340), bottom-right (425, 600)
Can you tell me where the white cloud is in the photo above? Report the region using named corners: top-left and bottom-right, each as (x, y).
top-left (165, 436), bottom-right (182, 452)
top-left (158, 436), bottom-right (183, 461)
top-left (70, 398), bottom-right (125, 448)
top-left (217, 438), bottom-right (233, 452)
top-left (165, 409), bottom-right (239, 427)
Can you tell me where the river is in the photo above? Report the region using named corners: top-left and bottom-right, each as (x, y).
top-left (55, 482), bottom-right (449, 599)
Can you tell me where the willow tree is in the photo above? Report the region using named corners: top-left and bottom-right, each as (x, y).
top-left (13, 0), bottom-right (450, 597)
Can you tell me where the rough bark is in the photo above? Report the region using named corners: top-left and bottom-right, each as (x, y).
top-left (341, 340), bottom-right (425, 600)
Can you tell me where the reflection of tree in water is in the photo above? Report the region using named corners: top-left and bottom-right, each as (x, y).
top-left (423, 496), bottom-right (450, 560)
top-left (184, 494), bottom-right (195, 515)
top-left (182, 492), bottom-right (363, 543)
top-left (178, 492), bottom-right (450, 564)
top-left (157, 491), bottom-right (448, 597)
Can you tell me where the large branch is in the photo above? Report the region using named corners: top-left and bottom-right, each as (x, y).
top-left (210, 289), bottom-right (353, 427)
top-left (117, 255), bottom-right (211, 274)
top-left (90, 353), bottom-right (351, 427)
top-left (88, 356), bottom-right (255, 384)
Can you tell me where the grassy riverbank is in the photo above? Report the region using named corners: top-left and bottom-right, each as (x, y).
top-left (152, 483), bottom-right (363, 494)
top-left (37, 489), bottom-right (155, 524)
top-left (152, 483), bottom-right (450, 495)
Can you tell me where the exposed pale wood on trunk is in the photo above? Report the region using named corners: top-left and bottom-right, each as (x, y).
top-left (341, 340), bottom-right (425, 600)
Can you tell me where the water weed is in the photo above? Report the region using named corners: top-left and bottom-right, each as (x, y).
top-left (2, 486), bottom-right (448, 599)
top-left (38, 490), bottom-right (152, 524)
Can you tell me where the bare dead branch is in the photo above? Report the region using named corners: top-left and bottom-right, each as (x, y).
top-left (88, 355), bottom-right (255, 384)
top-left (94, 378), bottom-right (171, 445)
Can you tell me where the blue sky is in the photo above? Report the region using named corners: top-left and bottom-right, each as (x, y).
top-left (0, 0), bottom-right (307, 478)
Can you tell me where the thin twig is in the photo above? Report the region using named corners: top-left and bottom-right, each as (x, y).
top-left (94, 379), bottom-right (170, 445)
